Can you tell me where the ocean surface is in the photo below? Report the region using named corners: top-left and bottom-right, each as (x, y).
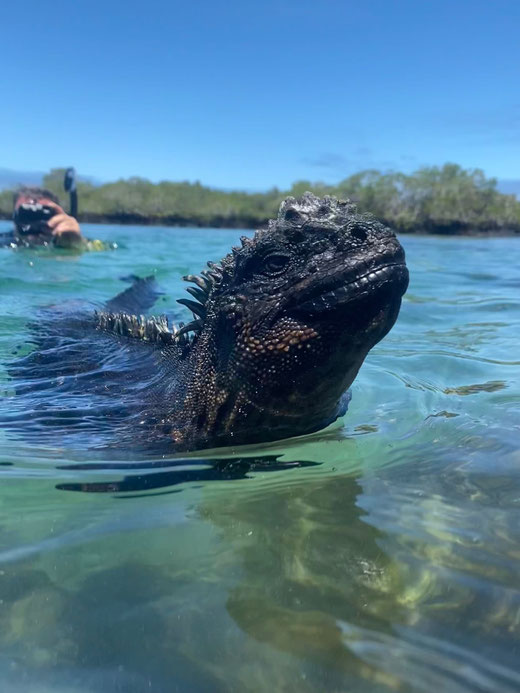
top-left (0, 221), bottom-right (519, 693)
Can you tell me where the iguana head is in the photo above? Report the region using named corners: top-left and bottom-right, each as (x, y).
top-left (176, 192), bottom-right (408, 448)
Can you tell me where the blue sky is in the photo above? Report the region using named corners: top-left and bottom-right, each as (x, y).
top-left (3, 0), bottom-right (520, 190)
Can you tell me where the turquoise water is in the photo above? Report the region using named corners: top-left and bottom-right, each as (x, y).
top-left (0, 221), bottom-right (519, 692)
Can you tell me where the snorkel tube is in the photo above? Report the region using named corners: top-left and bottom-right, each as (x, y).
top-left (64, 167), bottom-right (78, 218)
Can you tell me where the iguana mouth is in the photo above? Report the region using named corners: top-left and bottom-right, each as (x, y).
top-left (294, 260), bottom-right (408, 314)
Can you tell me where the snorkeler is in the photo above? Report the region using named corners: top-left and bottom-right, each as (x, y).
top-left (1, 172), bottom-right (114, 251)
top-left (0, 186), bottom-right (85, 249)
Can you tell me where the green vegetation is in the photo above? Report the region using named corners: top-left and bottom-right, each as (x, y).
top-left (1, 164), bottom-right (519, 234)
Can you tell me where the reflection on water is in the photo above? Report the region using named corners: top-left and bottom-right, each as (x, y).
top-left (0, 228), bottom-right (519, 691)
top-left (211, 475), bottom-right (404, 689)
top-left (2, 464), bottom-right (520, 692)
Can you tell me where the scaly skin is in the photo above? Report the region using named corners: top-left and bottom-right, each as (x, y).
top-left (96, 192), bottom-right (409, 452)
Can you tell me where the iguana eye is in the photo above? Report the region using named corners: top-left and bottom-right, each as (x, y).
top-left (263, 254), bottom-right (289, 275)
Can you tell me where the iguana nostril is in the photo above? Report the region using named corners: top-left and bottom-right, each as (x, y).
top-left (351, 226), bottom-right (367, 242)
top-left (284, 209), bottom-right (303, 223)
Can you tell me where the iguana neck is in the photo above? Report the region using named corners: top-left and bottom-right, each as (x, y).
top-left (160, 328), bottom-right (352, 452)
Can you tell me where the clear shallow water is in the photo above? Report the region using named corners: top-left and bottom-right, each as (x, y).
top-left (0, 221), bottom-right (519, 692)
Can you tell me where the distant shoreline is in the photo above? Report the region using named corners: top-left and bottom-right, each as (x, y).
top-left (2, 212), bottom-right (519, 236)
top-left (3, 164), bottom-right (520, 237)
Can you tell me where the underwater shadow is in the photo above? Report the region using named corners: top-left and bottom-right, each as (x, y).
top-left (55, 454), bottom-right (321, 496)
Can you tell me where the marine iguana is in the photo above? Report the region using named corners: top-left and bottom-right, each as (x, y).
top-left (5, 193), bottom-right (408, 454)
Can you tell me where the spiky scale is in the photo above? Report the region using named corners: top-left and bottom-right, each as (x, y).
top-left (207, 261), bottom-right (223, 274)
top-left (184, 274), bottom-right (210, 291)
top-left (177, 298), bottom-right (206, 319)
top-left (176, 319), bottom-right (203, 336)
top-left (186, 286), bottom-right (208, 303)
top-left (199, 271), bottom-right (215, 288)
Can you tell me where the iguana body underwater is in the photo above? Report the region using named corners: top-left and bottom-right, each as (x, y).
top-left (4, 193), bottom-right (408, 454)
